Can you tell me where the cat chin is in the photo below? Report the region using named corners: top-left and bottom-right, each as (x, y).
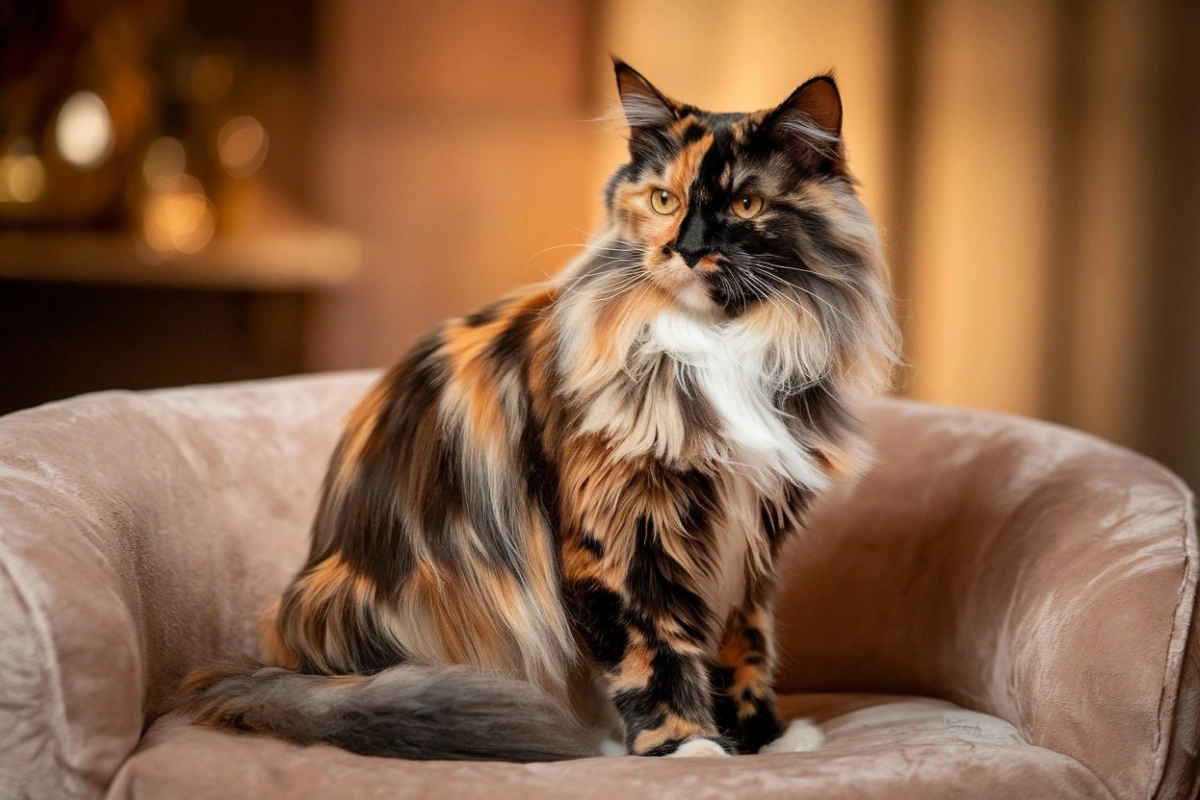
top-left (672, 281), bottom-right (720, 315)
top-left (649, 260), bottom-right (721, 317)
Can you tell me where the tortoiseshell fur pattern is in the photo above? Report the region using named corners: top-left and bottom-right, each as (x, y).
top-left (183, 60), bottom-right (899, 761)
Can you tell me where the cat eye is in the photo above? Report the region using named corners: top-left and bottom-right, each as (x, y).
top-left (731, 195), bottom-right (765, 220)
top-left (649, 188), bottom-right (681, 215)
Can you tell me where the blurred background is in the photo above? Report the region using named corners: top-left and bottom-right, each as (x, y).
top-left (1, 0), bottom-right (1197, 488)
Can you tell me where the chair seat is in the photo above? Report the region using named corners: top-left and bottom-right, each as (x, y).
top-left (106, 694), bottom-right (1110, 799)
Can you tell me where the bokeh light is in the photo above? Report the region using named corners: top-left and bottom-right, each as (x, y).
top-left (54, 91), bottom-right (114, 170)
top-left (0, 138), bottom-right (46, 203)
top-left (142, 137), bottom-right (187, 189)
top-left (216, 116), bottom-right (268, 178)
top-left (142, 174), bottom-right (216, 255)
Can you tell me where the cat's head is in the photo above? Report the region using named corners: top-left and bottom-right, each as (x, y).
top-left (564, 60), bottom-right (898, 397)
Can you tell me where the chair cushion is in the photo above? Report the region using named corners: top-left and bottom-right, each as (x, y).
top-left (107, 695), bottom-right (1111, 799)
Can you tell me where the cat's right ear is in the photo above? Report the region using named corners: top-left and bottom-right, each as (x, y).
top-left (613, 58), bottom-right (678, 130)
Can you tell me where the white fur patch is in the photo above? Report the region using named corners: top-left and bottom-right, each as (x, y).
top-left (599, 738), bottom-right (627, 757)
top-left (620, 92), bottom-right (675, 129)
top-left (641, 309), bottom-right (829, 491)
top-left (666, 738), bottom-right (732, 758)
top-left (777, 113), bottom-right (840, 159)
top-left (759, 719), bottom-right (825, 754)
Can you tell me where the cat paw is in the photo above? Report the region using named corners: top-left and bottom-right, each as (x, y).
top-left (598, 738), bottom-right (627, 756)
top-left (665, 738), bottom-right (732, 758)
top-left (759, 719), bottom-right (824, 754)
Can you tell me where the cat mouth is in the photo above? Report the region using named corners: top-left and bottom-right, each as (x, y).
top-left (659, 257), bottom-right (720, 312)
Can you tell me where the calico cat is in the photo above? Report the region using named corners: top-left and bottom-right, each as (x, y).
top-left (182, 60), bottom-right (899, 761)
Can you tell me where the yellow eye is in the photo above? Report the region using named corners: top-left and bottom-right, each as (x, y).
top-left (731, 195), bottom-right (764, 219)
top-left (649, 188), bottom-right (681, 215)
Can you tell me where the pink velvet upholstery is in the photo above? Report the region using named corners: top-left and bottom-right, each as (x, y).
top-left (0, 372), bottom-right (1194, 799)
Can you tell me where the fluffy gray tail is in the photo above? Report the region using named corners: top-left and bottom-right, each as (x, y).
top-left (179, 663), bottom-right (598, 762)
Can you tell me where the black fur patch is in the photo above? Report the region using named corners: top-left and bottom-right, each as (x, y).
top-left (743, 627), bottom-right (767, 655)
top-left (565, 580), bottom-right (627, 669)
top-left (626, 514), bottom-right (712, 644)
top-left (613, 688), bottom-right (667, 748)
top-left (485, 305), bottom-right (541, 367)
top-left (708, 664), bottom-right (739, 742)
top-left (740, 695), bottom-right (786, 754)
top-left (579, 531), bottom-right (605, 558)
top-left (462, 299), bottom-right (505, 328)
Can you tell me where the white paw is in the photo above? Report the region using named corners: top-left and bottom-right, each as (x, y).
top-left (598, 738), bottom-right (627, 757)
top-left (666, 738), bottom-right (732, 758)
top-left (760, 719), bottom-right (825, 754)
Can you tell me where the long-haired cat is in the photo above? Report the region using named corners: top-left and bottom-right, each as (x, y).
top-left (182, 60), bottom-right (899, 761)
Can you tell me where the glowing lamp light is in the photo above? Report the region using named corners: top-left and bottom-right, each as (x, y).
top-left (0, 138), bottom-right (46, 203)
top-left (143, 175), bottom-right (215, 255)
top-left (216, 116), bottom-right (268, 178)
top-left (142, 137), bottom-right (187, 188)
top-left (55, 91), bottom-right (114, 170)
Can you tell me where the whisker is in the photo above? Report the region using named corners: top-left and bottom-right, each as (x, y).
top-left (740, 270), bottom-right (825, 328)
top-left (744, 256), bottom-right (871, 304)
top-left (741, 261), bottom-right (855, 326)
top-left (533, 275), bottom-right (654, 365)
top-left (558, 267), bottom-right (650, 306)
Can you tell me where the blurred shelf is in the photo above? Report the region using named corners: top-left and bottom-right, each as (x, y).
top-left (0, 225), bottom-right (362, 291)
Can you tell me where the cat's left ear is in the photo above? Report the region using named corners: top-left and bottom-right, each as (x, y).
top-left (613, 58), bottom-right (678, 130)
top-left (767, 75), bottom-right (844, 165)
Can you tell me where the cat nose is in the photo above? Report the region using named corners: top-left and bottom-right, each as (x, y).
top-left (675, 211), bottom-right (710, 268)
top-left (676, 245), bottom-right (708, 269)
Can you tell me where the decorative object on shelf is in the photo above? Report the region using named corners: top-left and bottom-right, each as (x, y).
top-left (0, 0), bottom-right (297, 263)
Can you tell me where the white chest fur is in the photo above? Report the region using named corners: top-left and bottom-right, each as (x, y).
top-left (641, 310), bottom-right (829, 492)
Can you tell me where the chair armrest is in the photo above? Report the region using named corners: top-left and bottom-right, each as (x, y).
top-left (773, 399), bottom-right (1198, 800)
top-left (0, 372), bottom-right (376, 799)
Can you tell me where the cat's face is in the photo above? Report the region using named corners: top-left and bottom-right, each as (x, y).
top-left (557, 62), bottom-right (897, 398)
top-left (603, 61), bottom-right (866, 319)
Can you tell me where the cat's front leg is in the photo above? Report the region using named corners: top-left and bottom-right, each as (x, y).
top-left (712, 601), bottom-right (825, 755)
top-left (567, 579), bottom-right (732, 757)
top-left (712, 604), bottom-right (787, 753)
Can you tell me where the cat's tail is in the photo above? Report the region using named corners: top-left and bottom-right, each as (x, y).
top-left (178, 662), bottom-right (599, 762)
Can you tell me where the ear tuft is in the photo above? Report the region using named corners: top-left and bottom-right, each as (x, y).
top-left (776, 75), bottom-right (843, 141)
top-left (612, 58), bottom-right (677, 129)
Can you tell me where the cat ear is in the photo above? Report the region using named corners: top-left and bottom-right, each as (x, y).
top-left (769, 75), bottom-right (843, 159)
top-left (612, 58), bottom-right (678, 129)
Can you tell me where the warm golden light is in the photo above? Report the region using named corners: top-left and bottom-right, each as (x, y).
top-left (142, 137), bottom-right (187, 189)
top-left (188, 54), bottom-right (236, 104)
top-left (216, 116), bottom-right (268, 178)
top-left (55, 91), bottom-right (114, 170)
top-left (0, 138), bottom-right (46, 203)
top-left (143, 174), bottom-right (216, 255)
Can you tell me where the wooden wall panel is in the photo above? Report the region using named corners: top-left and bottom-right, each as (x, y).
top-left (308, 0), bottom-right (599, 369)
